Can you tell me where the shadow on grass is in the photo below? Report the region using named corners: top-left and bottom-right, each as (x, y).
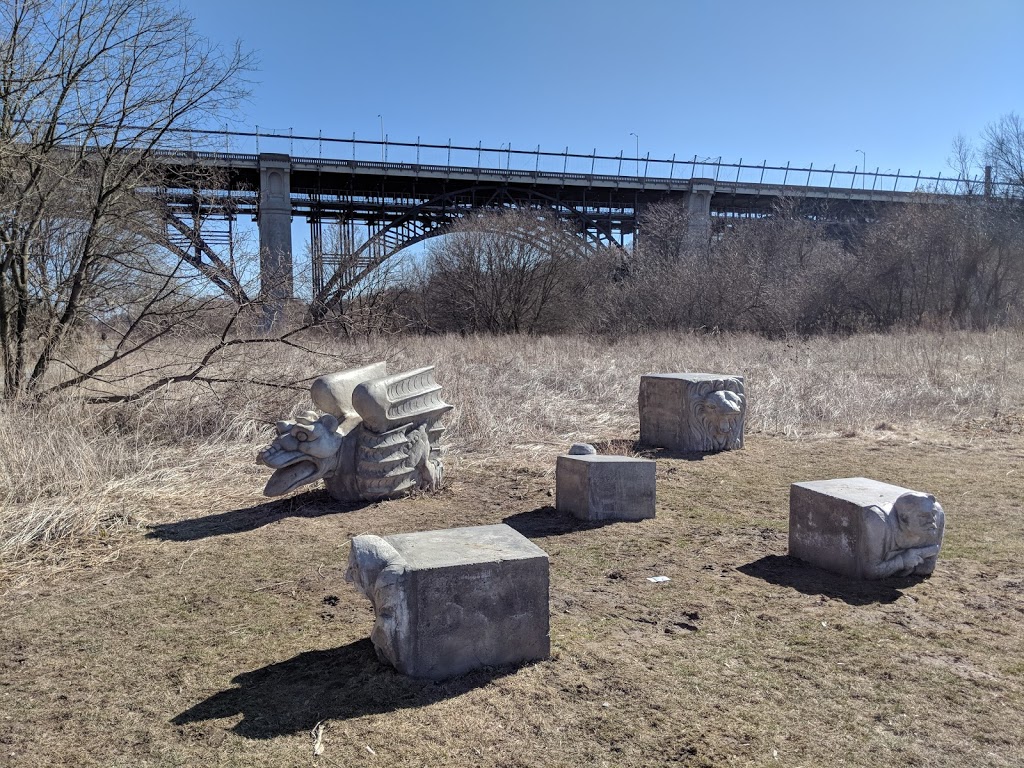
top-left (147, 490), bottom-right (372, 542)
top-left (737, 555), bottom-right (928, 606)
top-left (172, 639), bottom-right (516, 738)
top-left (503, 505), bottom-right (621, 539)
top-left (600, 439), bottom-right (710, 462)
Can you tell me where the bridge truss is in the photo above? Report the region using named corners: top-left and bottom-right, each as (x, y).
top-left (149, 135), bottom-right (1017, 313)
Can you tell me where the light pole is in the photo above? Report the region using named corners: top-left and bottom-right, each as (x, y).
top-left (630, 132), bottom-right (639, 176)
top-left (856, 149), bottom-right (866, 189)
top-left (378, 114), bottom-right (385, 162)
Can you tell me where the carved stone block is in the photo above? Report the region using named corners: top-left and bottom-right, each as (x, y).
top-left (345, 524), bottom-right (550, 680)
top-left (639, 373), bottom-right (745, 452)
top-left (789, 477), bottom-right (945, 580)
top-left (556, 455), bottom-right (656, 521)
top-left (257, 363), bottom-right (452, 502)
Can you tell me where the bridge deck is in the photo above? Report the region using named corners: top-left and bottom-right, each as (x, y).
top-left (155, 150), bottom-right (962, 221)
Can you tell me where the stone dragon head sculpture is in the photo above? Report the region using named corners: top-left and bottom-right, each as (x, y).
top-left (256, 362), bottom-right (452, 502)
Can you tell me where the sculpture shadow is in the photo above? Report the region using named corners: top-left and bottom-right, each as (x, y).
top-left (737, 555), bottom-right (927, 606)
top-left (147, 491), bottom-right (373, 542)
top-left (172, 639), bottom-right (516, 738)
top-left (503, 505), bottom-right (627, 539)
top-left (626, 441), bottom-right (712, 463)
top-left (583, 438), bottom-right (712, 462)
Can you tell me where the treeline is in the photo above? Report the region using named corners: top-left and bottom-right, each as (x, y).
top-left (329, 197), bottom-right (1024, 338)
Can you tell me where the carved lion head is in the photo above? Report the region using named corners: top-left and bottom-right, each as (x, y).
top-left (689, 378), bottom-right (745, 451)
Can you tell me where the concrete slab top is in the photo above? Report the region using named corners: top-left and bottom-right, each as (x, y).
top-left (558, 454), bottom-right (654, 464)
top-left (642, 372), bottom-right (744, 382)
top-left (792, 477), bottom-right (912, 506)
top-left (383, 523), bottom-right (548, 570)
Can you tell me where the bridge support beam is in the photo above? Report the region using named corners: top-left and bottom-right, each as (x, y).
top-left (258, 153), bottom-right (293, 303)
top-left (685, 178), bottom-right (714, 251)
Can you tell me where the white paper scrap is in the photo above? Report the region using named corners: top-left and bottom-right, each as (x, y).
top-left (647, 575), bottom-right (671, 583)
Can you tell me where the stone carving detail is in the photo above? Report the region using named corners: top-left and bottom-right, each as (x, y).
top-left (789, 477), bottom-right (945, 581)
top-left (687, 377), bottom-right (745, 451)
top-left (345, 535), bottom-right (409, 668)
top-left (862, 492), bottom-right (945, 579)
top-left (344, 524), bottom-right (550, 680)
top-left (256, 363), bottom-right (451, 501)
top-left (639, 373), bottom-right (745, 453)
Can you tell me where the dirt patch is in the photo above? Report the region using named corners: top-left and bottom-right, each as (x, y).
top-left (2, 432), bottom-right (1023, 767)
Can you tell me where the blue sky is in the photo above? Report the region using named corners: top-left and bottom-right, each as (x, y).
top-left (179, 0), bottom-right (1022, 179)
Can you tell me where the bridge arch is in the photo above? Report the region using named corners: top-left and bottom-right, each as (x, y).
top-left (311, 184), bottom-right (626, 316)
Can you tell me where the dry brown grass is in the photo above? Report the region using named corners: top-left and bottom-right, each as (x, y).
top-left (3, 327), bottom-right (1023, 562)
top-left (1, 328), bottom-right (1023, 766)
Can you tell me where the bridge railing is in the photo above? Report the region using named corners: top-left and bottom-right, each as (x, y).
top-left (285, 155), bottom-right (1014, 200)
top-left (240, 131), bottom-right (1016, 198)
top-left (133, 127), bottom-right (1020, 199)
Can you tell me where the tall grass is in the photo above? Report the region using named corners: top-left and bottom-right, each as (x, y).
top-left (2, 328), bottom-right (1022, 561)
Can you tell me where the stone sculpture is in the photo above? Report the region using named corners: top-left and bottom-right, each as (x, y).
top-left (345, 524), bottom-right (550, 679)
top-left (639, 373), bottom-right (745, 452)
top-left (345, 534), bottom-right (409, 665)
top-left (789, 477), bottom-right (945, 580)
top-left (556, 452), bottom-right (656, 522)
top-left (257, 362), bottom-right (451, 502)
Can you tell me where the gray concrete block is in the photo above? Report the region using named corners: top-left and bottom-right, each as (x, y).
top-left (789, 477), bottom-right (945, 580)
top-left (556, 455), bottom-right (656, 521)
top-left (639, 373), bottom-right (745, 452)
top-left (346, 524), bottom-right (549, 679)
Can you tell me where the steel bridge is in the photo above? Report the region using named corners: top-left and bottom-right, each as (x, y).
top-left (151, 135), bottom-right (1009, 312)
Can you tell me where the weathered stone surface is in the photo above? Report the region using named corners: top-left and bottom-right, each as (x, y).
top-left (257, 363), bottom-right (452, 502)
top-left (639, 373), bottom-right (745, 452)
top-left (556, 455), bottom-right (656, 521)
top-left (345, 524), bottom-right (550, 680)
top-left (310, 362), bottom-right (388, 432)
top-left (568, 442), bottom-right (597, 455)
top-left (789, 477), bottom-right (945, 580)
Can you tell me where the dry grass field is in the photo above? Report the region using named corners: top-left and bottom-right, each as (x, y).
top-left (2, 329), bottom-right (1023, 767)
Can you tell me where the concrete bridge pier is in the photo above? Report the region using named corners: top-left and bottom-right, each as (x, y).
top-left (258, 153), bottom-right (294, 304)
top-left (685, 178), bottom-right (714, 251)
top-left (634, 178), bottom-right (714, 255)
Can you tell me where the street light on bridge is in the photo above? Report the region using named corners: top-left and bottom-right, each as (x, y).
top-left (856, 149), bottom-right (866, 189)
top-left (630, 132), bottom-right (639, 176)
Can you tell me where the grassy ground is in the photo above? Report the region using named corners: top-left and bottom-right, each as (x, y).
top-left (3, 433), bottom-right (1023, 766)
top-left (2, 330), bottom-right (1023, 766)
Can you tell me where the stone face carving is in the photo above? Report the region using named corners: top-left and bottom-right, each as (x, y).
top-left (639, 373), bottom-right (746, 452)
top-left (256, 362), bottom-right (451, 502)
top-left (345, 524), bottom-right (550, 679)
top-left (691, 382), bottom-right (745, 451)
top-left (789, 477), bottom-right (945, 580)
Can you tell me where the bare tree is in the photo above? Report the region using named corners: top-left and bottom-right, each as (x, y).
top-left (0, 0), bottom-right (254, 398)
top-left (414, 209), bottom-right (595, 335)
top-left (845, 199), bottom-right (1024, 329)
top-left (947, 133), bottom-right (984, 195)
top-left (947, 113), bottom-right (1024, 197)
top-left (982, 112), bottom-right (1024, 192)
top-left (607, 199), bottom-right (853, 335)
